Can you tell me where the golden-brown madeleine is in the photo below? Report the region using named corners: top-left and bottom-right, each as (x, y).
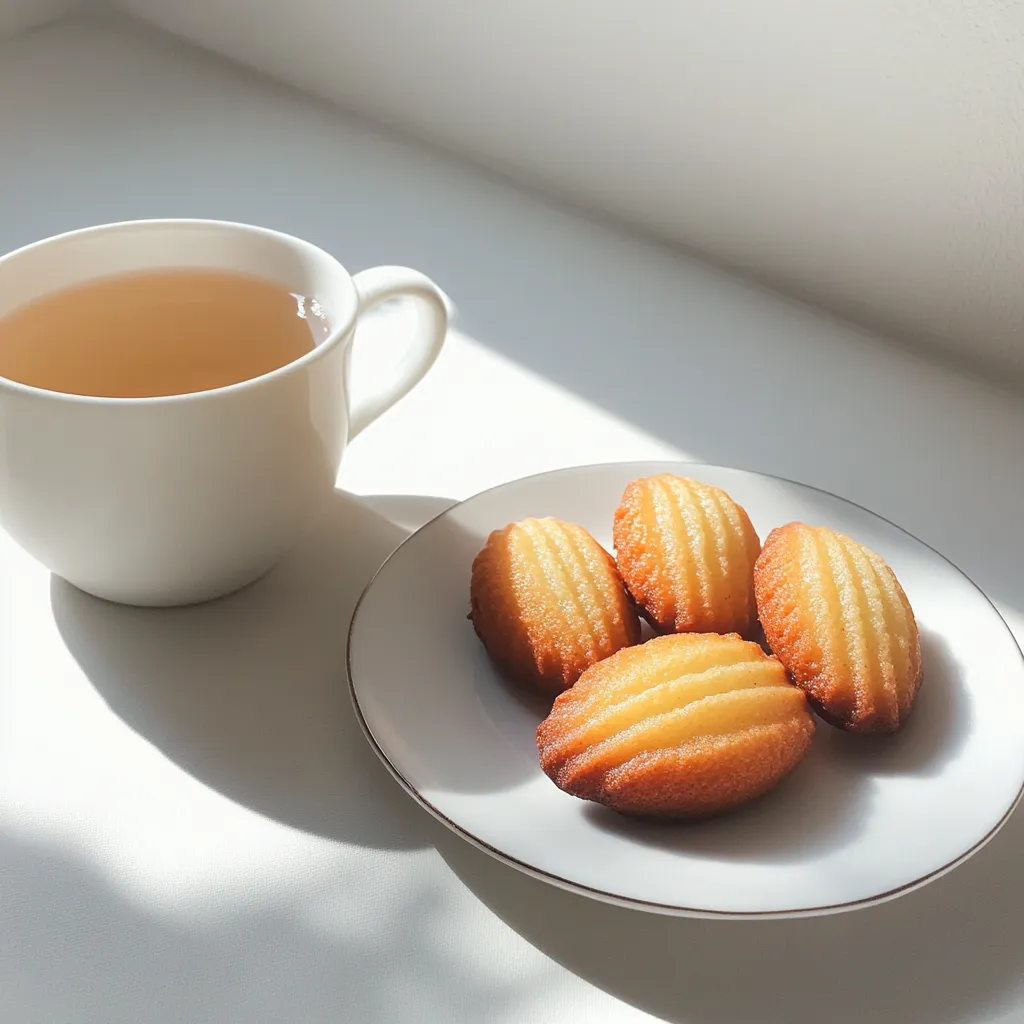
top-left (613, 474), bottom-right (761, 636)
top-left (536, 633), bottom-right (814, 819)
top-left (754, 523), bottom-right (923, 734)
top-left (470, 517), bottom-right (641, 697)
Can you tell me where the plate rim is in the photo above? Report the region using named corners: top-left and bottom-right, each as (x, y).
top-left (345, 460), bottom-right (1024, 919)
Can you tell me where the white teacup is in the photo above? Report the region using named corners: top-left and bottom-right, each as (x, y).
top-left (0, 219), bottom-right (448, 606)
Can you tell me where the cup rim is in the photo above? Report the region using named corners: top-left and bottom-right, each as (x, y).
top-left (0, 218), bottom-right (359, 406)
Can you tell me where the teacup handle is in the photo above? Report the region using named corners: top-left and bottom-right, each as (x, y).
top-left (347, 266), bottom-right (448, 440)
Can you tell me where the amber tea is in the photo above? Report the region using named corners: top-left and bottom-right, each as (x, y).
top-left (0, 268), bottom-right (327, 398)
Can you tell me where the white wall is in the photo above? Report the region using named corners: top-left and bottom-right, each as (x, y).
top-left (111, 0), bottom-right (1024, 384)
top-left (0, 0), bottom-right (82, 37)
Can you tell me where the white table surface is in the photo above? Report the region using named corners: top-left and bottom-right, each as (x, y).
top-left (1, 15), bottom-right (1023, 1024)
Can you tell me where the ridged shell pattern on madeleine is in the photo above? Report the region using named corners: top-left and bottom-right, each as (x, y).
top-left (753, 523), bottom-right (923, 734)
top-left (613, 474), bottom-right (761, 636)
top-left (536, 633), bottom-right (814, 819)
top-left (471, 517), bottom-right (641, 697)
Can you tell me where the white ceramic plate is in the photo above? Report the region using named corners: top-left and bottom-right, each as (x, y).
top-left (347, 462), bottom-right (1024, 918)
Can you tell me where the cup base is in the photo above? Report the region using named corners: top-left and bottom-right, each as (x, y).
top-left (58, 563), bottom-right (278, 608)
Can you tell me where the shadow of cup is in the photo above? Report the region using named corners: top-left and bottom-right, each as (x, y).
top-left (50, 489), bottom-right (454, 852)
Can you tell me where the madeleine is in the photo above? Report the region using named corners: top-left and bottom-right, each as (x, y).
top-left (537, 633), bottom-right (814, 819)
top-left (470, 517), bottom-right (640, 697)
top-left (613, 474), bottom-right (760, 636)
top-left (754, 522), bottom-right (922, 733)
